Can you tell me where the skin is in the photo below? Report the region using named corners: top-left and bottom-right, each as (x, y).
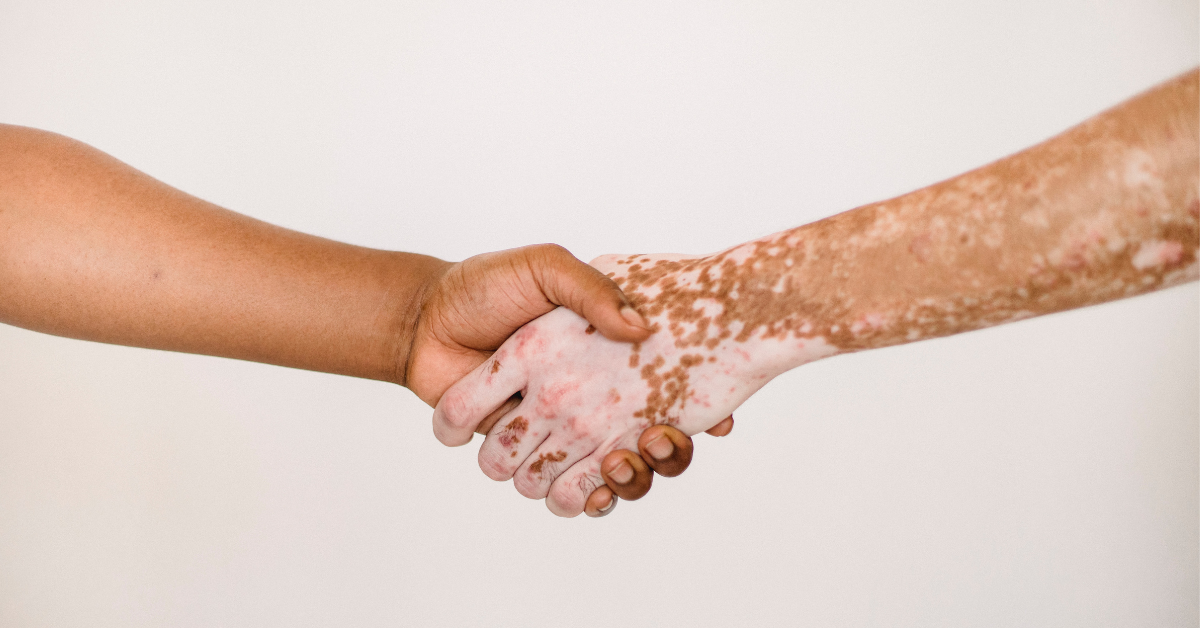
top-left (434, 69), bottom-right (1199, 517)
top-left (0, 123), bottom-right (719, 516)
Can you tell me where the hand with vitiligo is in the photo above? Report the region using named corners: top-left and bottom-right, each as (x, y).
top-left (434, 69), bottom-right (1199, 517)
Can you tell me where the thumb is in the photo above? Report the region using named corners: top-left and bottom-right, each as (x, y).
top-left (525, 244), bottom-right (651, 343)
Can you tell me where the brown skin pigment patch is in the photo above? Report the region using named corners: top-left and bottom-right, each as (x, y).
top-left (498, 416), bottom-right (527, 448)
top-left (584, 325), bottom-right (597, 335)
top-left (490, 360), bottom-right (501, 374)
top-left (630, 353), bottom-right (703, 424)
top-left (607, 71), bottom-right (1199, 425)
top-left (529, 450), bottom-right (568, 474)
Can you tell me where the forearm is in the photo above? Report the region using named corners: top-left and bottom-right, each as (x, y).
top-left (789, 69), bottom-right (1198, 355)
top-left (432, 71), bottom-right (1196, 515)
top-left (0, 124), bottom-right (447, 383)
top-left (613, 70), bottom-right (1198, 375)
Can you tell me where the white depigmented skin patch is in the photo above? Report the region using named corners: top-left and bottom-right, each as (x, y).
top-left (1124, 149), bottom-right (1161, 190)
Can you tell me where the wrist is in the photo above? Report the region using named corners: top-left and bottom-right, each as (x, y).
top-left (619, 241), bottom-right (844, 377)
top-left (597, 248), bottom-right (838, 426)
top-left (717, 211), bottom-right (901, 363)
top-left (377, 251), bottom-right (453, 388)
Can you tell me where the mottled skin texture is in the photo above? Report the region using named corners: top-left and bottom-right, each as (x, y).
top-left (434, 70), bottom-right (1199, 517)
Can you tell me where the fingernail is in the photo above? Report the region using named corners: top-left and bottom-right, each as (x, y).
top-left (644, 435), bottom-right (673, 460)
top-left (620, 306), bottom-right (649, 330)
top-left (598, 496), bottom-right (616, 514)
top-left (608, 460), bottom-right (634, 484)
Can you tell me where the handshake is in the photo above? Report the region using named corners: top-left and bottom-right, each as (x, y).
top-left (2, 70), bottom-right (1195, 520)
top-left (393, 68), bottom-right (1200, 518)
top-left (404, 245), bottom-right (785, 517)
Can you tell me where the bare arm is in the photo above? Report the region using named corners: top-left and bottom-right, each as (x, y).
top-left (678, 68), bottom-right (1199, 356)
top-left (0, 124), bottom-right (707, 516)
top-left (0, 124), bottom-right (445, 383)
top-left (432, 69), bottom-right (1199, 517)
top-left (0, 124), bottom-right (662, 389)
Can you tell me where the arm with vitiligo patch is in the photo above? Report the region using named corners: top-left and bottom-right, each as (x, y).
top-left (433, 69), bottom-right (1199, 517)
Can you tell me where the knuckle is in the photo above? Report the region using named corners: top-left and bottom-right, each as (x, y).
top-left (532, 242), bottom-right (571, 259)
top-left (575, 470), bottom-right (602, 496)
top-left (549, 476), bottom-right (593, 515)
top-left (547, 486), bottom-right (586, 518)
top-left (527, 243), bottom-right (579, 278)
top-left (438, 390), bottom-right (476, 430)
top-left (478, 446), bottom-right (516, 481)
top-left (513, 469), bottom-right (551, 499)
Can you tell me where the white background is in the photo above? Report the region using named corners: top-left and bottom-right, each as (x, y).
top-left (1, 1), bottom-right (1197, 626)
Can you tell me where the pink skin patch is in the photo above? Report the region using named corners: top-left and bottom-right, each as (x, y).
top-left (909, 233), bottom-right (932, 262)
top-left (849, 313), bottom-right (887, 334)
top-left (497, 416), bottom-right (527, 449)
top-left (1130, 240), bottom-right (1184, 270)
